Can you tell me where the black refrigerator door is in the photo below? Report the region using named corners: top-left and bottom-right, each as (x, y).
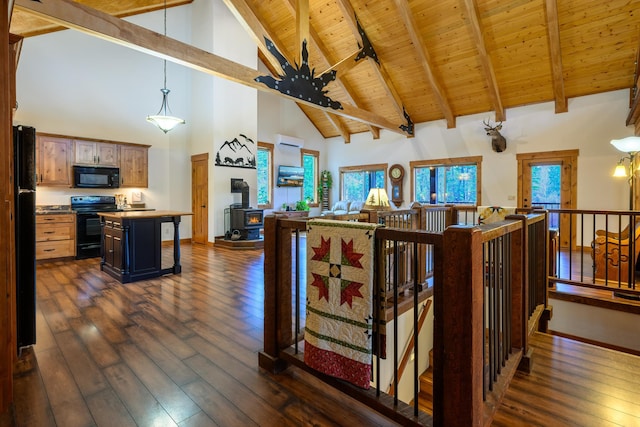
top-left (15, 190), bottom-right (36, 350)
top-left (13, 125), bottom-right (36, 191)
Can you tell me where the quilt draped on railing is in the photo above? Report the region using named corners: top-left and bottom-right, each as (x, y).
top-left (477, 205), bottom-right (516, 224)
top-left (304, 219), bottom-right (381, 389)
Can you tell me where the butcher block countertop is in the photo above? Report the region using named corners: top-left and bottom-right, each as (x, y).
top-left (97, 210), bottom-right (193, 219)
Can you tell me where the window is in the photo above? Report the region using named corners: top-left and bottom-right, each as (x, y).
top-left (257, 142), bottom-right (273, 209)
top-left (339, 164), bottom-right (387, 201)
top-left (411, 156), bottom-right (482, 205)
top-left (301, 149), bottom-right (319, 207)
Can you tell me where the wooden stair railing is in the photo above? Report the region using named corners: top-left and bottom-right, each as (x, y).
top-left (388, 299), bottom-right (432, 396)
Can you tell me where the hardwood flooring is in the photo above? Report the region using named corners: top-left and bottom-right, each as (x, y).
top-left (10, 245), bottom-right (399, 427)
top-left (5, 243), bottom-right (640, 426)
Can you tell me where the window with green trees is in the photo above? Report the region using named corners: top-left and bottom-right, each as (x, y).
top-left (339, 164), bottom-right (387, 201)
top-left (412, 157), bottom-right (482, 205)
top-left (257, 142), bottom-right (273, 208)
top-left (301, 149), bottom-right (319, 206)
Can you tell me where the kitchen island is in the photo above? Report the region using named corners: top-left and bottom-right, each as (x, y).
top-left (98, 210), bottom-right (193, 283)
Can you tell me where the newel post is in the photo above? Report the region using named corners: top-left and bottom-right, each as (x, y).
top-left (259, 215), bottom-right (292, 373)
top-left (506, 214), bottom-right (530, 372)
top-left (434, 226), bottom-right (484, 427)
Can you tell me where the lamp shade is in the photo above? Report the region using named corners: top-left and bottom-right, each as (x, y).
top-left (364, 188), bottom-right (391, 210)
top-left (146, 114), bottom-right (185, 133)
top-left (611, 136), bottom-right (640, 153)
top-left (613, 163), bottom-right (628, 177)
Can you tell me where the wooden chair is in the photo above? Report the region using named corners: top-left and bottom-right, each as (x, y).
top-left (591, 221), bottom-right (640, 281)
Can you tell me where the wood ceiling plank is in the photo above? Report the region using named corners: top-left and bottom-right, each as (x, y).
top-left (392, 0), bottom-right (455, 128)
top-left (334, 0), bottom-right (407, 123)
top-left (15, 0), bottom-right (409, 136)
top-left (463, 0), bottom-right (505, 122)
top-left (283, 0), bottom-right (380, 139)
top-left (296, 0), bottom-right (309, 66)
top-left (10, 0), bottom-right (192, 37)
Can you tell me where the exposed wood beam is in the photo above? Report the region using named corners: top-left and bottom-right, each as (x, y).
top-left (463, 0), bottom-right (505, 122)
top-left (283, 0), bottom-right (379, 139)
top-left (318, 49), bottom-right (361, 78)
top-left (544, 0), bottom-right (567, 114)
top-left (221, 0), bottom-right (283, 74)
top-left (334, 0), bottom-right (407, 123)
top-left (226, 0), bottom-right (350, 142)
top-left (627, 34), bottom-right (640, 128)
top-left (392, 0), bottom-right (455, 128)
top-left (296, 0), bottom-right (309, 67)
top-left (14, 0), bottom-right (409, 136)
top-left (325, 112), bottom-right (350, 143)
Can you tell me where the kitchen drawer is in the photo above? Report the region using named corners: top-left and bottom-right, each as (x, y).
top-left (36, 240), bottom-right (76, 260)
top-left (36, 222), bottom-right (75, 241)
top-left (36, 213), bottom-right (75, 224)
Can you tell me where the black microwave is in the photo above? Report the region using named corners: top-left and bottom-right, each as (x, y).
top-left (73, 165), bottom-right (120, 188)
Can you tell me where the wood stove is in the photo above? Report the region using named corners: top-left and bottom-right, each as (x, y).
top-left (230, 207), bottom-right (263, 240)
top-left (228, 180), bottom-right (263, 240)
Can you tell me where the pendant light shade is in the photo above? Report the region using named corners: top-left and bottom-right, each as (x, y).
top-left (146, 0), bottom-right (184, 133)
top-left (146, 88), bottom-right (185, 133)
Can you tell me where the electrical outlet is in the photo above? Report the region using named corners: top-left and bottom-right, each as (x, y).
top-left (507, 195), bottom-right (516, 200)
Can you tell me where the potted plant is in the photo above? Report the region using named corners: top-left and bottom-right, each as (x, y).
top-left (317, 170), bottom-right (333, 199)
top-left (295, 199), bottom-right (310, 211)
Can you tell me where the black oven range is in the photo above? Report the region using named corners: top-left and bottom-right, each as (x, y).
top-left (71, 195), bottom-right (120, 259)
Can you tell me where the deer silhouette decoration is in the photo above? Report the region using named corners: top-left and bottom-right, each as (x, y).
top-left (483, 120), bottom-right (507, 152)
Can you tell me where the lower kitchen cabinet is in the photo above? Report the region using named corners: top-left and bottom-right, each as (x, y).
top-left (36, 213), bottom-right (76, 260)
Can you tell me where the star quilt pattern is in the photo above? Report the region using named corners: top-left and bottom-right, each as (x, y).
top-left (304, 219), bottom-right (380, 389)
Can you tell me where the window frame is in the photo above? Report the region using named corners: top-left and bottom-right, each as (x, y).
top-left (410, 156), bottom-right (482, 205)
top-left (257, 141), bottom-right (274, 209)
top-left (301, 148), bottom-right (319, 207)
top-left (339, 163), bottom-right (388, 201)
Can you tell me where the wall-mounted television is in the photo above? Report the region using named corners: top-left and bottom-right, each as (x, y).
top-left (277, 165), bottom-right (304, 187)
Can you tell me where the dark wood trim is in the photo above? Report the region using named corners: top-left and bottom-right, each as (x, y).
top-left (1, 0), bottom-right (15, 412)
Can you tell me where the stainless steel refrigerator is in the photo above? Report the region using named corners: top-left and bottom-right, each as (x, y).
top-left (14, 125), bottom-right (36, 352)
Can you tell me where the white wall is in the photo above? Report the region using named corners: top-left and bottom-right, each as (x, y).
top-left (257, 64), bottom-right (327, 216)
top-left (14, 5), bottom-right (193, 239)
top-left (549, 299), bottom-right (640, 352)
top-left (325, 90), bottom-right (635, 211)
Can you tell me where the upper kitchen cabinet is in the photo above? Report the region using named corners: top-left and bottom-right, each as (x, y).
top-left (36, 134), bottom-right (73, 187)
top-left (120, 145), bottom-right (149, 188)
top-left (74, 140), bottom-right (119, 167)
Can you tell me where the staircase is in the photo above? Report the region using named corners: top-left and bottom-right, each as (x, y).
top-left (413, 349), bottom-right (434, 415)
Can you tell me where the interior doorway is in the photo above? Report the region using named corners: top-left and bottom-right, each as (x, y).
top-left (517, 150), bottom-right (578, 248)
top-left (191, 153), bottom-right (209, 245)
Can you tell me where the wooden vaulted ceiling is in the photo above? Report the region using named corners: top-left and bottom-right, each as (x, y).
top-left (9, 0), bottom-right (640, 142)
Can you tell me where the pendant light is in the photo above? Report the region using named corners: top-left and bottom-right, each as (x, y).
top-left (146, 0), bottom-right (185, 133)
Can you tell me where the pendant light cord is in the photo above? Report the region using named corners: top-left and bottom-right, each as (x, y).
top-left (163, 0), bottom-right (167, 90)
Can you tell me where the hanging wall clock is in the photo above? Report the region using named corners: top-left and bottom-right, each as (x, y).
top-left (388, 164), bottom-right (404, 208)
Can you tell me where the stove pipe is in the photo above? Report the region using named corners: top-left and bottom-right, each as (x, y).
top-left (232, 180), bottom-right (250, 208)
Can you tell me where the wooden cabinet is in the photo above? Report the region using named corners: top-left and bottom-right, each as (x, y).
top-left (102, 218), bottom-right (123, 272)
top-left (120, 145), bottom-right (149, 188)
top-left (74, 140), bottom-right (119, 167)
top-left (36, 213), bottom-right (76, 260)
top-left (35, 133), bottom-right (150, 188)
top-left (36, 135), bottom-right (73, 187)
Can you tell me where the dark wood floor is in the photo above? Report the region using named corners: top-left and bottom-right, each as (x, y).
top-left (4, 244), bottom-right (640, 426)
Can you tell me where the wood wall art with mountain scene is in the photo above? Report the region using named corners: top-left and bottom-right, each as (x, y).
top-left (214, 134), bottom-right (256, 169)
